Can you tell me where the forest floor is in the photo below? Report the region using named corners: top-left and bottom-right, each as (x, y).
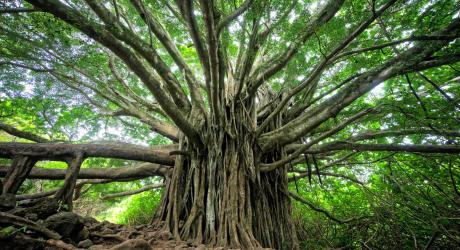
top-left (0, 198), bottom-right (229, 250)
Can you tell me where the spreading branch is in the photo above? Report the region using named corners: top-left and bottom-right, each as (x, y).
top-left (298, 142), bottom-right (460, 155)
top-left (15, 179), bottom-right (118, 201)
top-left (0, 142), bottom-right (175, 166)
top-left (101, 182), bottom-right (164, 200)
top-left (216, 0), bottom-right (253, 35)
top-left (26, 0), bottom-right (203, 146)
top-left (0, 8), bottom-right (40, 14)
top-left (258, 18), bottom-right (460, 151)
top-left (247, 0), bottom-right (345, 97)
top-left (289, 192), bottom-right (361, 224)
top-left (260, 107), bottom-right (375, 172)
top-left (0, 121), bottom-right (50, 143)
top-left (256, 0), bottom-right (396, 135)
top-left (0, 162), bottom-right (172, 180)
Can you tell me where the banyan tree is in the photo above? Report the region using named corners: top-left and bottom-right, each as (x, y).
top-left (1, 0), bottom-right (460, 249)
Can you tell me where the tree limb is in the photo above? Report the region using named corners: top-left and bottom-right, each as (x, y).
top-left (289, 192), bottom-right (360, 224)
top-left (101, 182), bottom-right (164, 200)
top-left (0, 8), bottom-right (40, 14)
top-left (300, 142), bottom-right (460, 154)
top-left (260, 107), bottom-right (375, 172)
top-left (26, 0), bottom-right (203, 146)
top-left (128, 0), bottom-right (205, 109)
top-left (84, 0), bottom-right (191, 112)
top-left (0, 142), bottom-right (175, 166)
top-left (216, 0), bottom-right (252, 35)
top-left (0, 162), bottom-right (172, 180)
top-left (258, 18), bottom-right (460, 151)
top-left (247, 0), bottom-right (345, 97)
top-left (346, 128), bottom-right (460, 142)
top-left (0, 121), bottom-right (50, 143)
top-left (15, 179), bottom-right (140, 201)
top-left (0, 212), bottom-right (61, 239)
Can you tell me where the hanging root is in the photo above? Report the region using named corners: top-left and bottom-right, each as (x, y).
top-left (153, 100), bottom-right (299, 249)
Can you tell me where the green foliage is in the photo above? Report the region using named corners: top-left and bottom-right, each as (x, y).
top-left (0, 226), bottom-right (27, 239)
top-left (98, 189), bottom-right (162, 226)
top-left (0, 0), bottom-right (459, 248)
top-left (290, 153), bottom-right (460, 249)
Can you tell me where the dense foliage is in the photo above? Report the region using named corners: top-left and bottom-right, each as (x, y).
top-left (1, 0), bottom-right (460, 249)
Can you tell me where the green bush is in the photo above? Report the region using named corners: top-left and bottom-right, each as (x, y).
top-left (99, 189), bottom-right (162, 225)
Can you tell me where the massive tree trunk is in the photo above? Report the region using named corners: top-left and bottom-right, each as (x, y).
top-left (154, 99), bottom-right (298, 249)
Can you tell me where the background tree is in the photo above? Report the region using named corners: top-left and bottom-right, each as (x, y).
top-left (1, 0), bottom-right (460, 249)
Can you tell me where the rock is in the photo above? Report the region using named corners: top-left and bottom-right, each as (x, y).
top-left (88, 244), bottom-right (105, 250)
top-left (44, 212), bottom-right (84, 241)
top-left (159, 230), bottom-right (172, 240)
top-left (78, 239), bottom-right (93, 248)
top-left (17, 198), bottom-right (60, 219)
top-left (0, 193), bottom-right (16, 210)
top-left (78, 226), bottom-right (90, 241)
top-left (145, 231), bottom-right (157, 239)
top-left (195, 244), bottom-right (207, 250)
top-left (109, 239), bottom-right (151, 250)
top-left (24, 213), bottom-right (38, 221)
top-left (6, 207), bottom-right (26, 216)
top-left (101, 228), bottom-right (115, 235)
top-left (83, 216), bottom-right (98, 225)
top-left (127, 230), bottom-right (142, 239)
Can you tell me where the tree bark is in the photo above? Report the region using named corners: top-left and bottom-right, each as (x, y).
top-left (101, 182), bottom-right (164, 200)
top-left (0, 163), bottom-right (172, 180)
top-left (0, 142), bottom-right (175, 166)
top-left (2, 156), bottom-right (37, 194)
top-left (54, 153), bottom-right (84, 210)
top-left (154, 100), bottom-right (298, 249)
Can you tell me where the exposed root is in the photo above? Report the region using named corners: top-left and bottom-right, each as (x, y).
top-left (0, 211), bottom-right (61, 239)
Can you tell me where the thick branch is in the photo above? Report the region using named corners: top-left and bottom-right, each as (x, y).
top-left (129, 0), bottom-right (204, 109)
top-left (260, 108), bottom-right (374, 172)
top-left (84, 0), bottom-right (191, 112)
top-left (0, 212), bottom-right (61, 239)
top-left (332, 35), bottom-right (459, 61)
top-left (300, 142), bottom-right (460, 154)
top-left (216, 0), bottom-right (252, 34)
top-left (289, 192), bottom-right (358, 224)
top-left (0, 162), bottom-right (172, 180)
top-left (259, 18), bottom-right (460, 151)
top-left (0, 8), bottom-right (40, 14)
top-left (54, 152), bottom-right (84, 208)
top-left (247, 0), bottom-right (345, 96)
top-left (15, 179), bottom-right (142, 201)
top-left (256, 0), bottom-right (397, 135)
top-left (0, 121), bottom-right (50, 142)
top-left (101, 182), bottom-right (164, 200)
top-left (347, 128), bottom-right (460, 142)
top-left (177, 0), bottom-right (211, 99)
top-left (26, 0), bottom-right (202, 146)
top-left (200, 0), bottom-right (222, 120)
top-left (0, 142), bottom-right (175, 166)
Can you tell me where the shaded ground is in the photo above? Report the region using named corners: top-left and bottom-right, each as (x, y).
top-left (0, 198), bottom-right (232, 250)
